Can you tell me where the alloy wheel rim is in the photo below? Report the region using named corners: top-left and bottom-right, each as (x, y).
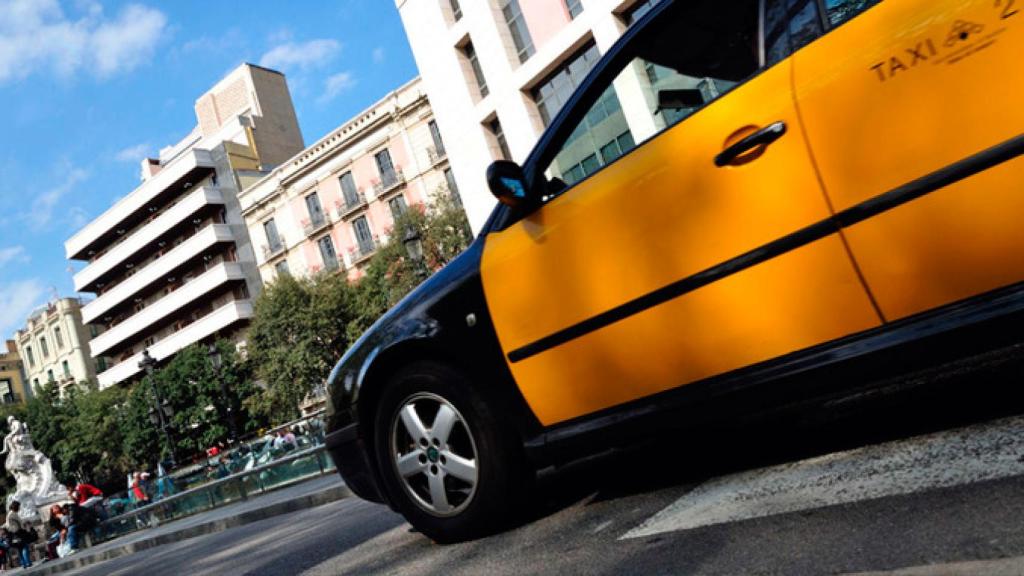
top-left (390, 392), bottom-right (479, 517)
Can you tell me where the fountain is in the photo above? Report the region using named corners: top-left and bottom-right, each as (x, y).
top-left (2, 416), bottom-right (68, 522)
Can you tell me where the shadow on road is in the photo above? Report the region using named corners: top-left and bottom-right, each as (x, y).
top-left (527, 341), bottom-right (1024, 523)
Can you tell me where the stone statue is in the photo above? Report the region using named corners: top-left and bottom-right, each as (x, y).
top-left (2, 416), bottom-right (67, 522)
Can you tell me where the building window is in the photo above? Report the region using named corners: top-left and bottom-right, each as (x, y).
top-left (39, 336), bottom-right (49, 358)
top-left (388, 195), bottom-right (408, 221)
top-left (47, 369), bottom-right (54, 383)
top-left (532, 42), bottom-right (602, 126)
top-left (502, 0), bottom-right (535, 63)
top-left (33, 378), bottom-right (39, 389)
top-left (89, 324), bottom-right (99, 338)
top-left (463, 42), bottom-right (489, 98)
top-left (263, 219), bottom-right (283, 253)
top-left (353, 217), bottom-right (375, 257)
top-left (54, 326), bottom-right (63, 349)
top-left (444, 168), bottom-right (462, 205)
top-left (274, 260), bottom-right (290, 277)
top-left (0, 379), bottom-right (13, 404)
top-left (305, 192), bottom-right (326, 227)
top-left (449, 0), bottom-right (462, 21)
top-left (97, 358), bottom-right (107, 373)
top-left (375, 149), bottom-right (399, 190)
top-left (565, 0), bottom-right (583, 18)
top-left (339, 172), bottom-right (361, 207)
top-left (624, 0), bottom-right (662, 25)
top-left (317, 236), bottom-right (339, 271)
top-left (25, 346), bottom-right (34, 367)
top-left (428, 120), bottom-right (446, 158)
top-left (61, 360), bottom-right (70, 378)
top-left (487, 118), bottom-right (512, 160)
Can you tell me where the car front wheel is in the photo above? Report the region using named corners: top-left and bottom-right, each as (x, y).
top-left (372, 361), bottom-right (525, 543)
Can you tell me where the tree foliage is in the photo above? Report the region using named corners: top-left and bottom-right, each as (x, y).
top-left (0, 340), bottom-right (264, 497)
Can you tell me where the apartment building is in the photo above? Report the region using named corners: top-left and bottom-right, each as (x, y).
top-left (239, 76), bottom-right (459, 283)
top-left (397, 0), bottom-right (662, 232)
top-left (65, 63), bottom-right (305, 389)
top-left (13, 298), bottom-right (98, 397)
top-left (0, 341), bottom-right (30, 405)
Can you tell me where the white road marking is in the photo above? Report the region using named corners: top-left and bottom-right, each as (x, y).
top-left (622, 415), bottom-right (1024, 539)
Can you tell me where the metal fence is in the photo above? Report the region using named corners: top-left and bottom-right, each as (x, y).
top-left (95, 444), bottom-right (336, 544)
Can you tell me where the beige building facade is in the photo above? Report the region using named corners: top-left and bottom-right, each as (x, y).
top-left (396, 0), bottom-right (662, 232)
top-left (65, 63), bottom-right (305, 388)
top-left (0, 340), bottom-right (30, 405)
top-left (13, 298), bottom-right (98, 397)
top-left (239, 76), bottom-right (459, 283)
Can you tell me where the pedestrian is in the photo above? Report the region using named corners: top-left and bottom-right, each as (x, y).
top-left (131, 472), bottom-right (151, 507)
top-left (0, 528), bottom-right (11, 567)
top-left (3, 500), bottom-right (35, 568)
top-left (68, 481), bottom-right (107, 521)
top-left (45, 505), bottom-right (63, 560)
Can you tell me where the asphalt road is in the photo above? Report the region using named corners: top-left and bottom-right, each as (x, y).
top-left (62, 346), bottom-right (1024, 575)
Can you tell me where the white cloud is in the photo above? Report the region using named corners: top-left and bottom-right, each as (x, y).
top-left (0, 279), bottom-right (45, 340)
top-left (318, 71), bottom-right (356, 104)
top-left (20, 166), bottom-right (88, 231)
top-left (0, 0), bottom-right (167, 83)
top-left (372, 47), bottom-right (385, 64)
top-left (0, 246), bottom-right (28, 267)
top-left (115, 143), bottom-right (150, 163)
top-left (258, 39), bottom-right (340, 73)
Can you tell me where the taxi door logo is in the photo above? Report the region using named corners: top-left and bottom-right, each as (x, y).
top-left (944, 20), bottom-right (985, 47)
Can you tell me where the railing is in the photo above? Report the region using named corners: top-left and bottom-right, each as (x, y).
top-left (302, 214), bottom-right (330, 237)
top-left (262, 236), bottom-right (286, 261)
top-left (349, 236), bottom-right (378, 264)
top-left (427, 145), bottom-right (447, 164)
top-left (335, 193), bottom-right (368, 219)
top-left (96, 445), bottom-right (335, 544)
top-left (371, 168), bottom-right (405, 197)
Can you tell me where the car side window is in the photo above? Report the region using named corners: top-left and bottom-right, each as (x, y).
top-left (824, 0), bottom-right (881, 27)
top-left (763, 0), bottom-right (826, 67)
top-left (540, 1), bottom-right (762, 194)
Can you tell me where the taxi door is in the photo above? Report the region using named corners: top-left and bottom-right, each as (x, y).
top-left (793, 0), bottom-right (1024, 321)
top-left (479, 0), bottom-right (881, 427)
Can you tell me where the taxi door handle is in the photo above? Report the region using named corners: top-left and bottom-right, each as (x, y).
top-left (714, 121), bottom-right (787, 167)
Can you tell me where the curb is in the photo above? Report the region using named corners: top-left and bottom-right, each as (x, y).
top-left (29, 483), bottom-right (353, 575)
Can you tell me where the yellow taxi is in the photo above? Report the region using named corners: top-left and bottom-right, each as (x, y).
top-left (325, 0), bottom-right (1024, 541)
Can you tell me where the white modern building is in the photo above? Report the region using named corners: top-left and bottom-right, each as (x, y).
top-left (239, 77), bottom-right (459, 284)
top-left (396, 0), bottom-right (662, 232)
top-left (65, 63), bottom-right (305, 388)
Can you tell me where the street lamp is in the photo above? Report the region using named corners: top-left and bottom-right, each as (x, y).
top-left (207, 343), bottom-right (238, 444)
top-left (402, 226), bottom-right (428, 279)
top-left (139, 349), bottom-right (175, 469)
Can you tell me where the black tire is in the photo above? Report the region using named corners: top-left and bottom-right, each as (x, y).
top-left (372, 361), bottom-right (527, 543)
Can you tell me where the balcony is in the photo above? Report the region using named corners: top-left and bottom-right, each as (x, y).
top-left (261, 235), bottom-right (287, 262)
top-left (348, 235), bottom-right (379, 266)
top-left (426, 145), bottom-right (447, 165)
top-left (371, 168), bottom-right (405, 198)
top-left (73, 186), bottom-right (224, 293)
top-left (66, 149), bottom-right (216, 260)
top-left (301, 214), bottom-right (331, 238)
top-left (96, 299), bottom-right (254, 388)
top-left (89, 262), bottom-right (247, 357)
top-left (335, 192), bottom-right (368, 220)
top-left (81, 223), bottom-right (235, 324)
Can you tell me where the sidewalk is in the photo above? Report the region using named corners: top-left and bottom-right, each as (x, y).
top-left (27, 474), bottom-right (351, 575)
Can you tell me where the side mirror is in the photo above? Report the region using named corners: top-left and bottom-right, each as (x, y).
top-left (486, 160), bottom-right (530, 208)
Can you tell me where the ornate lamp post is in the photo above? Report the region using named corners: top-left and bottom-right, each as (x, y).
top-left (139, 350), bottom-right (175, 469)
top-left (207, 343), bottom-right (238, 444)
top-left (402, 226), bottom-right (428, 279)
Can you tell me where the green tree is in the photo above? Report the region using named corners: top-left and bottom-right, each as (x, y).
top-left (247, 274), bottom-right (357, 422)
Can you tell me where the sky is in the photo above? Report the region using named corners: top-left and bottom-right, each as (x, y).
top-left (0, 0), bottom-right (419, 340)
